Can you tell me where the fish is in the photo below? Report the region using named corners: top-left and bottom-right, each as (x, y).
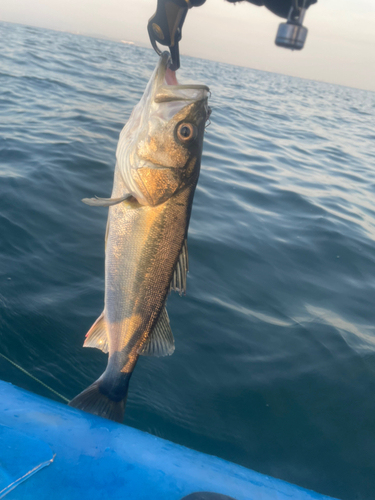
top-left (69, 52), bottom-right (210, 423)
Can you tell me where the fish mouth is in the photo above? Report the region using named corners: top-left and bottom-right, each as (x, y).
top-left (115, 51), bottom-right (210, 205)
top-left (154, 52), bottom-right (210, 103)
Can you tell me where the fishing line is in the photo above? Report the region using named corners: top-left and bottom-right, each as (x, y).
top-left (0, 351), bottom-right (69, 403)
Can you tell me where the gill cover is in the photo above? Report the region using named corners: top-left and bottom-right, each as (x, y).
top-left (115, 52), bottom-right (210, 206)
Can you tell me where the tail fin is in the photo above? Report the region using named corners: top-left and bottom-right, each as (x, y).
top-left (69, 380), bottom-right (125, 423)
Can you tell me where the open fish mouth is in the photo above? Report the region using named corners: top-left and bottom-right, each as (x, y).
top-left (154, 52), bottom-right (210, 104)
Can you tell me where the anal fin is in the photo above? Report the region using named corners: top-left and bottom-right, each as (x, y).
top-left (139, 307), bottom-right (175, 357)
top-left (83, 312), bottom-right (109, 353)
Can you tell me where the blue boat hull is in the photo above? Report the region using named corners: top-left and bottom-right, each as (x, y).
top-left (0, 381), bottom-right (337, 500)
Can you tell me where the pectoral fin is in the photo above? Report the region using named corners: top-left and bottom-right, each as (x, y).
top-left (170, 239), bottom-right (189, 295)
top-left (83, 312), bottom-right (109, 353)
top-left (82, 194), bottom-right (131, 207)
top-left (139, 307), bottom-right (175, 357)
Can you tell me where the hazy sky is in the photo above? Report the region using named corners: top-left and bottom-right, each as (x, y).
top-left (1, 0), bottom-right (374, 91)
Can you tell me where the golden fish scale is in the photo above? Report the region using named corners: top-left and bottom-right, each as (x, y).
top-left (105, 184), bottom-right (195, 373)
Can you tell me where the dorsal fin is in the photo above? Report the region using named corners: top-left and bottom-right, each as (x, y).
top-left (83, 312), bottom-right (109, 353)
top-left (138, 307), bottom-right (175, 357)
top-left (170, 239), bottom-right (189, 296)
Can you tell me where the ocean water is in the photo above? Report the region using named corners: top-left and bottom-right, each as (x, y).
top-left (1, 20), bottom-right (375, 500)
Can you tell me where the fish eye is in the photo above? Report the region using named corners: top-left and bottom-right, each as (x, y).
top-left (177, 123), bottom-right (197, 142)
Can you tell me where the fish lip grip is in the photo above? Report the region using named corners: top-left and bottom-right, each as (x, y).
top-left (147, 0), bottom-right (206, 71)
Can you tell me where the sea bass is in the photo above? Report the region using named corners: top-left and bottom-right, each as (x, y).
top-left (69, 52), bottom-right (210, 422)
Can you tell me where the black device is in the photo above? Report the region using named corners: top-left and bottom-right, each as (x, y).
top-left (275, 0), bottom-right (309, 50)
top-left (147, 0), bottom-right (317, 70)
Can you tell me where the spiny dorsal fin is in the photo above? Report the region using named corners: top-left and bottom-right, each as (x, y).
top-left (139, 307), bottom-right (175, 357)
top-left (83, 312), bottom-right (109, 353)
top-left (170, 238), bottom-right (189, 296)
top-left (82, 194), bottom-right (130, 207)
